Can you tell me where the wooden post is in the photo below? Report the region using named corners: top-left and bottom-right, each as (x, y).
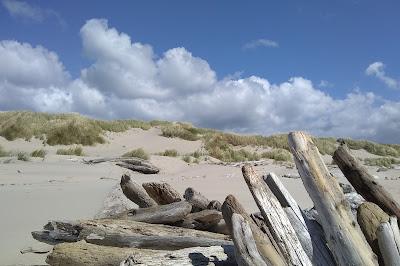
top-left (264, 172), bottom-right (335, 265)
top-left (47, 241), bottom-right (236, 266)
top-left (288, 131), bottom-right (377, 266)
top-left (221, 194), bottom-right (286, 266)
top-left (120, 174), bottom-right (157, 208)
top-left (242, 165), bottom-right (312, 266)
top-left (231, 213), bottom-right (269, 266)
top-left (142, 182), bottom-right (182, 205)
top-left (377, 222), bottom-right (400, 266)
top-left (333, 144), bottom-right (400, 219)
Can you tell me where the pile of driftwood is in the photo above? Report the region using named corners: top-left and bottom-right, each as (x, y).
top-left (31, 131), bottom-right (400, 265)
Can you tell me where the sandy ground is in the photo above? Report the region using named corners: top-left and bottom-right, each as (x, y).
top-left (1, 129), bottom-right (400, 265)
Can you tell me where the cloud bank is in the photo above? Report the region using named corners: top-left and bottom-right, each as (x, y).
top-left (0, 18), bottom-right (399, 143)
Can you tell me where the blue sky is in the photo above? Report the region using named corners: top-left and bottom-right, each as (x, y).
top-left (0, 0), bottom-right (399, 142)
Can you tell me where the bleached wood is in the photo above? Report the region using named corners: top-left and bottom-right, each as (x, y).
top-left (120, 174), bottom-right (157, 208)
top-left (389, 216), bottom-right (400, 254)
top-left (83, 157), bottom-right (159, 174)
top-left (242, 164), bottom-right (312, 266)
top-left (222, 194), bottom-right (285, 266)
top-left (142, 182), bottom-right (182, 205)
top-left (184, 187), bottom-right (211, 212)
top-left (288, 131), bottom-right (377, 266)
top-left (377, 222), bottom-right (400, 266)
top-left (231, 213), bottom-right (268, 266)
top-left (46, 240), bottom-right (236, 266)
top-left (333, 144), bottom-right (400, 219)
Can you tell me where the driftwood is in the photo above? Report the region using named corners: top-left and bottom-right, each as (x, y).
top-left (231, 213), bottom-right (268, 266)
top-left (357, 202), bottom-right (389, 262)
top-left (242, 165), bottom-right (312, 266)
top-left (221, 195), bottom-right (286, 266)
top-left (120, 174), bottom-right (157, 208)
top-left (177, 209), bottom-right (222, 230)
top-left (333, 144), bottom-right (400, 219)
top-left (377, 222), bottom-right (400, 266)
top-left (390, 216), bottom-right (400, 254)
top-left (184, 187), bottom-right (211, 212)
top-left (264, 172), bottom-right (334, 265)
top-left (288, 131), bottom-right (377, 266)
top-left (47, 240), bottom-right (236, 266)
top-left (33, 219), bottom-right (232, 250)
top-left (83, 157), bottom-right (160, 174)
top-left (142, 182), bottom-right (182, 205)
top-left (208, 200), bottom-right (222, 211)
top-left (117, 201), bottom-right (192, 224)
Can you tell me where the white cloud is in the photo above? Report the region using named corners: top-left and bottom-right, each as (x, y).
top-left (319, 80), bottom-right (333, 88)
top-left (2, 0), bottom-right (65, 26)
top-left (243, 39), bottom-right (279, 50)
top-left (366, 61), bottom-right (398, 89)
top-left (0, 19), bottom-right (400, 143)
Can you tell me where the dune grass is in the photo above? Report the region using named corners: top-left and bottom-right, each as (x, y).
top-left (30, 149), bottom-right (47, 158)
top-left (364, 157), bottom-right (400, 168)
top-left (122, 148), bottom-right (149, 160)
top-left (182, 155), bottom-right (192, 163)
top-left (0, 145), bottom-right (9, 157)
top-left (261, 148), bottom-right (293, 162)
top-left (56, 146), bottom-right (84, 156)
top-left (342, 139), bottom-right (400, 158)
top-left (159, 149), bottom-right (179, 157)
top-left (17, 152), bottom-right (30, 161)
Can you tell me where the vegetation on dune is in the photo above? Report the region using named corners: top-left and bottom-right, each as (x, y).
top-left (122, 148), bottom-right (149, 160)
top-left (30, 149), bottom-right (47, 158)
top-left (182, 155), bottom-right (192, 163)
top-left (56, 146), bottom-right (84, 156)
top-left (364, 157), bottom-right (400, 168)
top-left (0, 145), bottom-right (9, 157)
top-left (261, 148), bottom-right (293, 162)
top-left (17, 151), bottom-right (30, 161)
top-left (159, 149), bottom-right (179, 157)
top-left (342, 139), bottom-right (400, 158)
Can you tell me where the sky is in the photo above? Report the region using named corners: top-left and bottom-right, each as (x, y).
top-left (0, 0), bottom-right (399, 143)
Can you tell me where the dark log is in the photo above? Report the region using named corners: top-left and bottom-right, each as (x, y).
top-left (33, 219), bottom-right (232, 250)
top-left (222, 194), bottom-right (285, 266)
top-left (142, 182), bottom-right (182, 205)
top-left (117, 201), bottom-right (192, 224)
top-left (175, 209), bottom-right (222, 231)
top-left (333, 144), bottom-right (400, 219)
top-left (120, 174), bottom-right (157, 208)
top-left (184, 187), bottom-right (211, 212)
top-left (47, 240), bottom-right (236, 266)
top-left (288, 131), bottom-right (377, 266)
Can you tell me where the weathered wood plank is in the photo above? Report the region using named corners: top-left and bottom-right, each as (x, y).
top-left (389, 216), bottom-right (400, 254)
top-left (333, 144), bottom-right (400, 219)
top-left (222, 195), bottom-right (285, 266)
top-left (242, 165), bottom-right (312, 266)
top-left (377, 222), bottom-right (400, 266)
top-left (288, 131), bottom-right (377, 266)
top-left (231, 213), bottom-right (268, 266)
top-left (117, 201), bottom-right (192, 224)
top-left (142, 182), bottom-right (182, 205)
top-left (120, 174), bottom-right (157, 208)
top-left (46, 240), bottom-right (236, 266)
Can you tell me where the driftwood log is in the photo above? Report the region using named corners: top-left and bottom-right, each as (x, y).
top-left (120, 174), bottom-right (157, 208)
top-left (333, 144), bottom-right (400, 219)
top-left (176, 209), bottom-right (222, 230)
top-left (33, 219), bottom-right (232, 250)
top-left (208, 200), bottom-right (222, 211)
top-left (142, 182), bottom-right (182, 205)
top-left (184, 187), bottom-right (211, 212)
top-left (47, 240), bottom-right (236, 266)
top-left (377, 222), bottom-right (400, 266)
top-left (231, 213), bottom-right (268, 266)
top-left (264, 172), bottom-right (334, 265)
top-left (222, 195), bottom-right (285, 266)
top-left (288, 131), bottom-right (377, 265)
top-left (83, 157), bottom-right (160, 174)
top-left (242, 165), bottom-right (312, 266)
top-left (117, 201), bottom-right (192, 224)
top-left (390, 216), bottom-right (400, 254)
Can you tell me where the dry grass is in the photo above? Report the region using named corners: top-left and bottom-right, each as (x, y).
top-left (17, 152), bottom-right (30, 161)
top-left (342, 138), bottom-right (400, 157)
top-left (364, 157), bottom-right (400, 168)
top-left (56, 146), bottom-right (84, 156)
top-left (30, 149), bottom-right (47, 158)
top-left (122, 148), bottom-right (149, 160)
top-left (159, 149), bottom-right (179, 157)
top-left (0, 145), bottom-right (9, 157)
top-left (261, 149), bottom-right (293, 162)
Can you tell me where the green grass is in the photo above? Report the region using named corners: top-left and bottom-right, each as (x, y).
top-left (191, 150), bottom-right (202, 158)
top-left (161, 124), bottom-right (200, 141)
top-left (364, 157), bottom-right (400, 168)
top-left (56, 146), bottom-right (84, 156)
top-left (17, 152), bottom-right (30, 161)
top-left (342, 139), bottom-right (400, 157)
top-left (30, 149), bottom-right (47, 158)
top-left (122, 148), bottom-right (149, 160)
top-left (182, 155), bottom-right (192, 163)
top-left (159, 149), bottom-right (179, 157)
top-left (261, 149), bottom-right (293, 162)
top-left (0, 145), bottom-right (9, 157)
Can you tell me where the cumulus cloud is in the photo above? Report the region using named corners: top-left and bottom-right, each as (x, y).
top-left (0, 18), bottom-right (400, 143)
top-left (243, 39), bottom-right (279, 50)
top-left (2, 0), bottom-right (65, 26)
top-left (366, 61), bottom-right (398, 89)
